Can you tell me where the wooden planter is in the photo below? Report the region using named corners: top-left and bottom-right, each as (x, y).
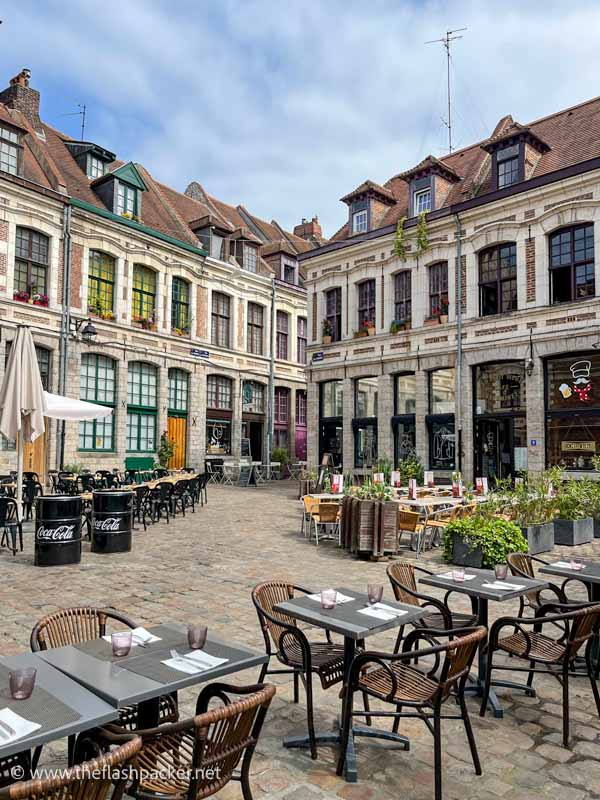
top-left (593, 518), bottom-right (600, 538)
top-left (354, 330), bottom-right (368, 339)
top-left (350, 499), bottom-right (397, 557)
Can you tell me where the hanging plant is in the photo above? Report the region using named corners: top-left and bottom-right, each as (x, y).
top-left (416, 211), bottom-right (429, 254)
top-left (393, 216), bottom-right (407, 261)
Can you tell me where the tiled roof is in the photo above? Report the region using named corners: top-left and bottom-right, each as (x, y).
top-left (340, 179), bottom-right (396, 205)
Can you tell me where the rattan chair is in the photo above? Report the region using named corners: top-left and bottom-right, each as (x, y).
top-left (507, 552), bottom-right (577, 614)
top-left (387, 561), bottom-right (478, 651)
top-left (338, 626), bottom-right (486, 799)
top-left (481, 602), bottom-right (600, 746)
top-left (0, 735), bottom-right (141, 800)
top-left (252, 581), bottom-right (346, 759)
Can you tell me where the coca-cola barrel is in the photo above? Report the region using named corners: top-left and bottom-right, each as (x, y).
top-left (91, 491), bottom-right (134, 554)
top-left (35, 496), bottom-right (83, 567)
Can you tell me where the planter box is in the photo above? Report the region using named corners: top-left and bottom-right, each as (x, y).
top-left (553, 517), bottom-right (593, 546)
top-left (350, 499), bottom-right (397, 556)
top-left (451, 535), bottom-right (484, 568)
top-left (322, 335), bottom-right (332, 344)
top-left (594, 518), bottom-right (600, 538)
top-left (520, 523), bottom-right (554, 555)
top-left (424, 317), bottom-right (440, 327)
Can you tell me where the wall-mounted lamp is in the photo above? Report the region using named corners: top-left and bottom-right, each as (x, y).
top-left (525, 329), bottom-right (535, 376)
top-left (69, 317), bottom-right (97, 342)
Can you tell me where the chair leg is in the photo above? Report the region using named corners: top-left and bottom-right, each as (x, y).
top-left (293, 670), bottom-right (299, 704)
top-left (305, 672), bottom-right (318, 760)
top-left (562, 673), bottom-right (570, 747)
top-left (479, 651), bottom-right (493, 717)
top-left (526, 660), bottom-right (535, 689)
top-left (258, 661), bottom-right (268, 684)
top-left (587, 648), bottom-right (600, 718)
top-left (392, 703), bottom-right (402, 734)
top-left (362, 691), bottom-right (371, 727)
top-left (433, 711), bottom-right (443, 800)
top-left (459, 692), bottom-right (482, 775)
top-left (393, 625), bottom-right (405, 654)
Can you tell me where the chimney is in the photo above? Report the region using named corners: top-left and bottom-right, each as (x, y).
top-left (0, 68), bottom-right (41, 126)
top-left (293, 216), bottom-right (323, 242)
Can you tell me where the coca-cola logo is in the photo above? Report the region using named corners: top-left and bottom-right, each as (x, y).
top-left (37, 525), bottom-right (75, 542)
top-left (93, 517), bottom-right (123, 532)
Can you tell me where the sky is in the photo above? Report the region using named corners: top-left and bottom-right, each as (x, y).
top-left (1, 0), bottom-right (600, 237)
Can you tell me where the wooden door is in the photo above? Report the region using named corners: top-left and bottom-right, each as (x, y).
top-left (23, 428), bottom-right (47, 482)
top-left (167, 416), bottom-right (187, 470)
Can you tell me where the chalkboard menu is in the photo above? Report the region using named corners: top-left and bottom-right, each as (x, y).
top-left (238, 464), bottom-right (255, 487)
top-left (241, 438), bottom-right (251, 459)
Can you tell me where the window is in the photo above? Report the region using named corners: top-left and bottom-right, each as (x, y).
top-left (116, 182), bottom-right (138, 216)
top-left (296, 390), bottom-right (307, 426)
top-left (325, 287), bottom-right (342, 342)
top-left (428, 262), bottom-right (448, 318)
top-left (276, 311), bottom-right (289, 360)
top-left (211, 292), bottom-right (230, 347)
top-left (247, 302), bottom-right (263, 355)
top-left (355, 377), bottom-right (378, 418)
top-left (274, 387), bottom-right (289, 424)
top-left (395, 374), bottom-right (416, 415)
top-left (132, 265), bottom-right (156, 325)
top-left (283, 263), bottom-right (296, 284)
top-left (79, 354), bottom-right (115, 451)
top-left (243, 245), bottom-right (258, 273)
top-left (479, 243), bottom-right (517, 316)
top-left (207, 375), bottom-right (232, 410)
top-left (430, 369), bottom-right (455, 414)
top-left (321, 381), bottom-right (343, 418)
top-left (352, 210), bottom-right (368, 234)
top-left (550, 223), bottom-right (595, 304)
top-left (498, 157), bottom-right (519, 188)
top-left (414, 188), bottom-right (431, 215)
top-left (168, 368), bottom-right (189, 413)
top-left (428, 369), bottom-right (455, 469)
top-left (88, 251), bottom-right (115, 317)
top-left (126, 362), bottom-right (157, 452)
top-left (357, 279), bottom-right (376, 328)
top-left (88, 155), bottom-right (106, 179)
top-left (475, 363), bottom-right (526, 414)
top-left (243, 381), bottom-right (264, 413)
top-left (14, 228), bottom-right (49, 296)
top-left (171, 277), bottom-right (190, 333)
top-left (297, 317), bottom-right (307, 364)
top-left (0, 124), bottom-right (19, 175)
top-left (394, 271), bottom-right (411, 323)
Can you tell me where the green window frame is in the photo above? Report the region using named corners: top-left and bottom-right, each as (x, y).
top-left (168, 368), bottom-right (189, 415)
top-left (15, 227), bottom-right (49, 295)
top-left (171, 277), bottom-right (190, 333)
top-left (132, 265), bottom-right (156, 324)
top-left (88, 251), bottom-right (115, 317)
top-left (78, 353), bottom-right (116, 451)
top-left (126, 362), bottom-right (157, 452)
top-left (116, 181), bottom-right (138, 216)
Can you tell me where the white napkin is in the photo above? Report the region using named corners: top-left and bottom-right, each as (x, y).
top-left (481, 581), bottom-right (525, 591)
top-left (103, 627), bottom-right (161, 646)
top-left (0, 708), bottom-right (41, 744)
top-left (357, 603), bottom-right (408, 621)
top-left (551, 561), bottom-right (579, 569)
top-left (437, 572), bottom-right (477, 581)
top-left (308, 591), bottom-right (355, 604)
top-left (162, 650), bottom-right (228, 674)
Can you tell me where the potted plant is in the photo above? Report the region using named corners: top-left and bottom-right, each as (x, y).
top-left (443, 514), bottom-right (528, 569)
top-left (439, 296), bottom-right (449, 324)
top-left (553, 478), bottom-right (594, 545)
top-left (13, 290), bottom-right (30, 303)
top-left (322, 319), bottom-right (333, 344)
top-left (398, 456), bottom-right (424, 486)
top-left (507, 471), bottom-right (558, 554)
top-left (359, 319), bottom-right (375, 336)
top-left (390, 318), bottom-right (410, 334)
top-left (157, 431), bottom-right (175, 467)
top-left (354, 322), bottom-right (369, 338)
top-left (172, 325), bottom-right (190, 337)
top-left (134, 314), bottom-right (157, 331)
top-left (424, 309), bottom-right (441, 327)
top-left (375, 456), bottom-right (393, 485)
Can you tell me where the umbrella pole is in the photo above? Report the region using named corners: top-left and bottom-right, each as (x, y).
top-left (16, 426), bottom-right (23, 522)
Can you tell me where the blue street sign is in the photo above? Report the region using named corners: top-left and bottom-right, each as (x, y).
top-left (190, 348), bottom-right (209, 359)
top-left (312, 351), bottom-right (324, 363)
top-left (530, 439), bottom-right (537, 446)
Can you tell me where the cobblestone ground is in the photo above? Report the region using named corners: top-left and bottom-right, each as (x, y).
top-left (2, 483), bottom-right (600, 799)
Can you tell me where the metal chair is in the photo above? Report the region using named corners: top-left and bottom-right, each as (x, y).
top-left (309, 501), bottom-right (340, 545)
top-left (22, 479), bottom-right (43, 521)
top-left (397, 508), bottom-right (427, 555)
top-left (0, 497), bottom-right (22, 555)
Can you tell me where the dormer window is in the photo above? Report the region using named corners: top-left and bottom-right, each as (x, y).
top-left (497, 145), bottom-right (520, 188)
top-left (91, 162), bottom-right (146, 220)
top-left (352, 210), bottom-right (368, 234)
top-left (414, 187), bottom-right (431, 215)
top-left (88, 154), bottom-right (107, 180)
top-left (66, 141), bottom-right (115, 180)
top-left (116, 182), bottom-right (138, 216)
top-left (243, 244), bottom-right (258, 273)
top-left (482, 123), bottom-right (550, 191)
top-left (0, 124), bottom-right (20, 175)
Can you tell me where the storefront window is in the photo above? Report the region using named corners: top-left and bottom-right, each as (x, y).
top-left (475, 363), bottom-right (526, 414)
top-left (206, 419), bottom-right (231, 455)
top-left (355, 377), bottom-right (378, 418)
top-left (319, 380), bottom-right (343, 466)
top-left (428, 418), bottom-right (455, 469)
top-left (430, 369), bottom-right (455, 414)
top-left (394, 419), bottom-right (416, 463)
top-left (395, 374), bottom-right (416, 415)
top-left (428, 368), bottom-right (455, 469)
top-left (321, 380), bottom-right (343, 418)
top-left (242, 381), bottom-right (264, 413)
top-left (354, 421), bottom-right (377, 468)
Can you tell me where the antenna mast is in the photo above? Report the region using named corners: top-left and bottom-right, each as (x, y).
top-left (78, 103), bottom-right (86, 140)
top-left (426, 27), bottom-right (466, 153)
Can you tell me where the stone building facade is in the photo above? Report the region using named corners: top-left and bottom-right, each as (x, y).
top-left (0, 69), bottom-right (321, 476)
top-left (302, 102), bottom-right (600, 481)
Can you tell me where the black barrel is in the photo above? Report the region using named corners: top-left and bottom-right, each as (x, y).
top-left (91, 491), bottom-right (134, 554)
top-left (35, 495), bottom-right (83, 567)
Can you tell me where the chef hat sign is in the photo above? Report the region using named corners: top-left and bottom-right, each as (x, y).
top-left (570, 360), bottom-right (592, 401)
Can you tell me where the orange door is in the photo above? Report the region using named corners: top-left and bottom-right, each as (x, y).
top-left (22, 428), bottom-right (47, 482)
top-left (167, 416), bottom-right (187, 470)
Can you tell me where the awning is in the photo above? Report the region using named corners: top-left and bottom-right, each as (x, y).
top-left (43, 391), bottom-right (113, 421)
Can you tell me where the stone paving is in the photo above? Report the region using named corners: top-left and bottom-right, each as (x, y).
top-left (1, 483), bottom-right (600, 798)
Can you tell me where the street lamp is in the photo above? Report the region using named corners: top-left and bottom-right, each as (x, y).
top-left (70, 317), bottom-right (97, 342)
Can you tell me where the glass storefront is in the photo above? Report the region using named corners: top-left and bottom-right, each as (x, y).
top-left (427, 369), bottom-right (455, 469)
top-left (354, 378), bottom-right (378, 468)
top-left (546, 353), bottom-right (600, 470)
top-left (319, 380), bottom-right (343, 467)
top-left (206, 418), bottom-right (231, 455)
top-left (393, 374), bottom-right (416, 465)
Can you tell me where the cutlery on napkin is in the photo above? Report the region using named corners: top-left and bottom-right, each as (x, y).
top-left (436, 572), bottom-right (477, 581)
top-left (103, 627), bottom-right (161, 647)
top-left (481, 581), bottom-right (525, 591)
top-left (308, 591), bottom-right (355, 604)
top-left (162, 649), bottom-right (228, 674)
top-left (0, 708), bottom-right (41, 743)
top-left (357, 603), bottom-right (408, 621)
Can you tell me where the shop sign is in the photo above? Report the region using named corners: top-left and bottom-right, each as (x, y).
top-left (561, 441), bottom-right (596, 452)
top-left (558, 360), bottom-right (592, 402)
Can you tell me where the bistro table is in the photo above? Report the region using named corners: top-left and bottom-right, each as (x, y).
top-left (274, 586), bottom-right (424, 783)
top-left (420, 567), bottom-right (548, 717)
top-left (37, 623), bottom-right (267, 729)
top-left (0, 651), bottom-right (118, 764)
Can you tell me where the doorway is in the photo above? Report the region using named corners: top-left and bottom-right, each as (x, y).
top-left (319, 418), bottom-right (343, 468)
top-left (167, 416), bottom-right (187, 470)
top-left (23, 428), bottom-right (48, 482)
top-left (248, 420), bottom-right (263, 462)
top-left (475, 416), bottom-right (526, 482)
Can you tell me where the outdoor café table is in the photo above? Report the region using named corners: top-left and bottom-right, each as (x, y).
top-left (420, 567), bottom-right (547, 718)
top-left (0, 651), bottom-right (118, 764)
top-left (37, 623), bottom-right (266, 729)
top-left (274, 587), bottom-right (425, 783)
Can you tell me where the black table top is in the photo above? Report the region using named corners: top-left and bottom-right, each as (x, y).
top-left (0, 652), bottom-right (118, 759)
top-left (420, 568), bottom-right (547, 602)
top-left (274, 587), bottom-right (424, 640)
top-left (540, 560), bottom-right (600, 584)
top-left (38, 623), bottom-right (266, 708)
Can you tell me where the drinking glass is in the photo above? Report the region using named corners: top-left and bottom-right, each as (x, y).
top-left (452, 568), bottom-right (465, 583)
top-left (570, 556), bottom-right (584, 571)
top-left (111, 631), bottom-right (133, 657)
top-left (9, 668), bottom-right (36, 700)
top-left (187, 624), bottom-right (208, 650)
top-left (367, 584), bottom-right (383, 605)
top-left (320, 589), bottom-right (337, 609)
top-left (494, 563), bottom-right (508, 581)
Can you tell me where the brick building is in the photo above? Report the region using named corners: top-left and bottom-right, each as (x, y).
top-left (302, 99), bottom-right (600, 481)
top-left (0, 68), bottom-right (323, 476)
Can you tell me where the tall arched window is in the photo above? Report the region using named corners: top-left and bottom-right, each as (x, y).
top-left (479, 243), bottom-right (517, 316)
top-left (127, 362), bottom-right (157, 452)
top-left (79, 354), bottom-right (116, 451)
top-left (88, 251), bottom-right (115, 318)
top-left (132, 265), bottom-right (157, 327)
top-left (171, 277), bottom-right (190, 334)
top-left (15, 227), bottom-right (49, 297)
top-left (550, 223), bottom-right (595, 304)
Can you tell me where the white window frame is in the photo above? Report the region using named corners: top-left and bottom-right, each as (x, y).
top-left (0, 125), bottom-right (19, 175)
top-left (352, 209), bottom-right (368, 234)
top-left (88, 154), bottom-right (107, 179)
top-left (414, 188), bottom-right (431, 215)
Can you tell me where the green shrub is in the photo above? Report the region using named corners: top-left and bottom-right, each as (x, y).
top-left (555, 478), bottom-right (590, 520)
top-left (398, 456), bottom-right (424, 485)
top-left (442, 515), bottom-right (527, 568)
top-left (271, 447), bottom-right (289, 465)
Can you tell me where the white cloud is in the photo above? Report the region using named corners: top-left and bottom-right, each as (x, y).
top-left (1, 0), bottom-right (600, 235)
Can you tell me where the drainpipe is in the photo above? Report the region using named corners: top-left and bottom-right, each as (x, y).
top-left (453, 212), bottom-right (463, 474)
top-left (57, 204), bottom-right (72, 470)
top-left (267, 277), bottom-right (276, 459)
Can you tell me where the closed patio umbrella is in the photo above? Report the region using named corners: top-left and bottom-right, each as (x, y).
top-left (43, 391), bottom-right (113, 421)
top-left (0, 326), bottom-right (47, 519)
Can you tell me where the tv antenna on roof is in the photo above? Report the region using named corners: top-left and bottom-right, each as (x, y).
top-left (425, 27), bottom-right (466, 154)
top-left (61, 103), bottom-right (87, 140)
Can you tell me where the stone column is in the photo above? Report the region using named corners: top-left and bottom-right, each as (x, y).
top-left (116, 357), bottom-right (129, 465)
top-left (526, 357), bottom-right (545, 474)
top-left (157, 365), bottom-right (169, 459)
top-left (415, 369), bottom-right (429, 468)
top-left (307, 379), bottom-right (319, 468)
top-left (377, 373), bottom-right (394, 462)
top-left (187, 367), bottom-right (206, 469)
top-left (231, 374), bottom-right (242, 461)
top-left (288, 386), bottom-right (297, 460)
top-left (342, 377), bottom-right (354, 472)
top-left (459, 363), bottom-right (474, 480)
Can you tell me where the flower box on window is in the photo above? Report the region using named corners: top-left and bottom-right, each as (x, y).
top-left (172, 326), bottom-right (190, 337)
top-left (13, 290), bottom-right (30, 303)
top-left (133, 315), bottom-right (157, 331)
top-left (32, 294), bottom-right (49, 307)
top-left (354, 329), bottom-right (369, 339)
top-left (424, 316), bottom-right (440, 327)
top-left (390, 319), bottom-right (411, 334)
top-left (357, 319), bottom-right (375, 337)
